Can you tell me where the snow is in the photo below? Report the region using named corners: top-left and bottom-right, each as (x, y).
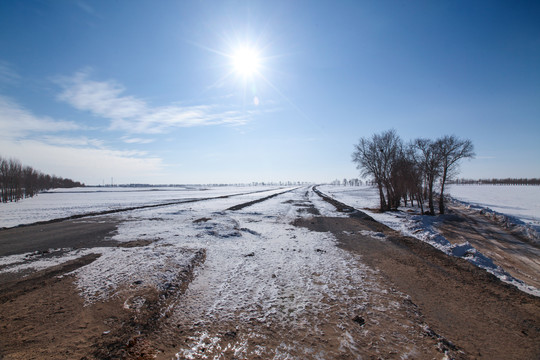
top-left (103, 188), bottom-right (377, 317)
top-left (3, 183), bottom-right (536, 356)
top-left (159, 188), bottom-right (390, 358)
top-left (0, 186), bottom-right (298, 303)
top-left (0, 248), bottom-right (92, 272)
top-left (318, 185), bottom-right (540, 297)
top-left (448, 184), bottom-right (540, 242)
top-left (447, 184), bottom-right (540, 228)
top-left (3, 185), bottom-right (416, 357)
top-left (72, 245), bottom-right (204, 303)
top-left (0, 185), bottom-right (287, 228)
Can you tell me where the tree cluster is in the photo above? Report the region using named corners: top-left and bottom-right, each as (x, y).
top-left (0, 156), bottom-right (84, 203)
top-left (329, 178), bottom-right (363, 186)
top-left (352, 130), bottom-right (475, 215)
top-left (452, 178), bottom-right (540, 186)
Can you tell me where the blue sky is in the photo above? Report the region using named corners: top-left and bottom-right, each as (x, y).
top-left (0, 0), bottom-right (539, 185)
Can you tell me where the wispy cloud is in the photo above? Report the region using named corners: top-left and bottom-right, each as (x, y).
top-left (40, 135), bottom-right (105, 148)
top-left (0, 60), bottom-right (20, 86)
top-left (122, 137), bottom-right (155, 144)
top-left (0, 95), bottom-right (164, 183)
top-left (56, 70), bottom-right (249, 134)
top-left (0, 95), bottom-right (79, 137)
top-left (75, 0), bottom-right (95, 15)
top-left (0, 138), bottom-right (164, 184)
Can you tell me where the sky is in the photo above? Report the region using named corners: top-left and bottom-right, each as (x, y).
top-left (0, 0), bottom-right (539, 185)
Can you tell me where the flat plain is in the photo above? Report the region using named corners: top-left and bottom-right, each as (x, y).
top-left (0, 186), bottom-right (539, 359)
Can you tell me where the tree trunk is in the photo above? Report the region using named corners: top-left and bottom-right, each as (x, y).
top-left (377, 183), bottom-right (386, 211)
top-left (439, 168), bottom-right (448, 215)
top-left (428, 177), bottom-right (435, 215)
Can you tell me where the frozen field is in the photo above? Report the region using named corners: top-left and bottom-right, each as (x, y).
top-left (0, 186), bottom-right (286, 228)
top-left (447, 184), bottom-right (540, 229)
top-left (1, 185), bottom-right (538, 358)
top-left (320, 184), bottom-right (540, 230)
top-left (319, 184), bottom-right (540, 237)
top-left (0, 186), bottom-right (437, 358)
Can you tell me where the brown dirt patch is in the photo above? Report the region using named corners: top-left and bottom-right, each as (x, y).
top-left (0, 246), bottom-right (205, 360)
top-left (0, 217), bottom-right (121, 257)
top-left (294, 216), bottom-right (540, 359)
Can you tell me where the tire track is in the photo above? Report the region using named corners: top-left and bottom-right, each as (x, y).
top-left (226, 187), bottom-right (300, 211)
top-left (312, 185), bottom-right (376, 221)
top-left (0, 187), bottom-right (289, 231)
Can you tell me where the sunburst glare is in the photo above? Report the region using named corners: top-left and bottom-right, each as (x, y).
top-left (231, 46), bottom-right (261, 78)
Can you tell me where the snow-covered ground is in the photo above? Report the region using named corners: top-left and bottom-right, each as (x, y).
top-left (448, 184), bottom-right (540, 234)
top-left (318, 185), bottom-right (540, 297)
top-left (0, 185), bottom-right (285, 228)
top-left (2, 183), bottom-right (538, 356)
top-left (0, 186), bottom-right (427, 358)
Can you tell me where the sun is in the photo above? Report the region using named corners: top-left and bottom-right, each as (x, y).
top-left (231, 46), bottom-right (260, 77)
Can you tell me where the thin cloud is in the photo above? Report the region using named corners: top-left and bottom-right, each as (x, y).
top-left (40, 135), bottom-right (105, 148)
top-left (57, 70), bottom-right (250, 134)
top-left (0, 138), bottom-right (164, 185)
top-left (76, 0), bottom-right (95, 15)
top-left (0, 95), bottom-right (165, 184)
top-left (0, 60), bottom-right (20, 86)
top-left (122, 137), bottom-right (155, 144)
top-left (0, 95), bottom-right (80, 138)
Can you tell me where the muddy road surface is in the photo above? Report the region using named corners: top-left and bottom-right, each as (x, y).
top-left (0, 186), bottom-right (539, 359)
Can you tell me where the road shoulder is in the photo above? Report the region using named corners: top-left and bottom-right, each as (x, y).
top-left (294, 215), bottom-right (540, 359)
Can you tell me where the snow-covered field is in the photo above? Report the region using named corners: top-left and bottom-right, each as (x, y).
top-left (448, 184), bottom-right (540, 230)
top-left (0, 187), bottom-right (424, 358)
top-left (318, 184), bottom-right (540, 244)
top-left (320, 185), bottom-right (540, 229)
top-left (0, 186), bottom-right (284, 228)
top-left (1, 184), bottom-right (538, 357)
top-left (318, 184), bottom-right (540, 296)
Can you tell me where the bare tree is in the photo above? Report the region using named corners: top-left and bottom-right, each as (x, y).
top-left (435, 136), bottom-right (475, 214)
top-left (413, 138), bottom-right (441, 215)
top-left (0, 157), bottom-right (8, 202)
top-left (352, 135), bottom-right (386, 210)
top-left (391, 144), bottom-right (421, 209)
top-left (352, 132), bottom-right (474, 215)
top-left (352, 129), bottom-right (402, 211)
top-left (0, 155), bottom-right (84, 202)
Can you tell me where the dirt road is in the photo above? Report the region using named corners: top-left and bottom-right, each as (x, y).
top-left (0, 187), bottom-right (539, 359)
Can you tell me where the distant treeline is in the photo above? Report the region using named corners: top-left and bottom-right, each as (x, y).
top-left (451, 178), bottom-right (540, 186)
top-left (1, 155), bottom-right (84, 203)
top-left (99, 181), bottom-right (312, 188)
